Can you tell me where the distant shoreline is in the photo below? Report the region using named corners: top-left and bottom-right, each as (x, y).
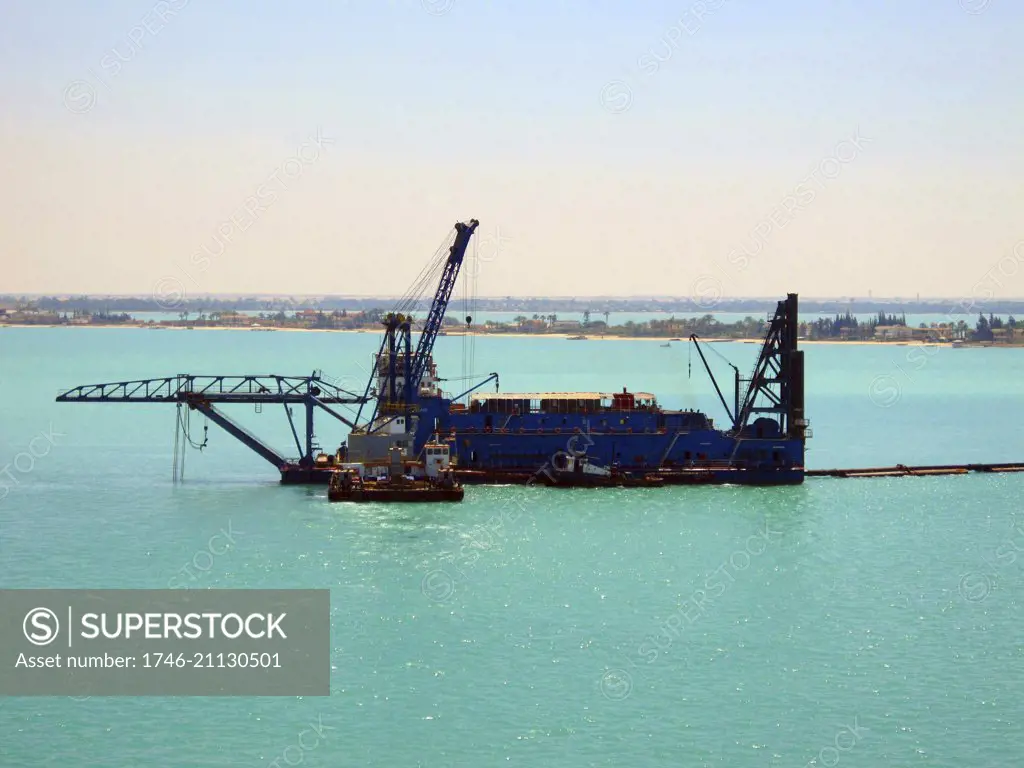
top-left (2, 322), bottom-right (1009, 348)
top-left (7, 295), bottom-right (1024, 316)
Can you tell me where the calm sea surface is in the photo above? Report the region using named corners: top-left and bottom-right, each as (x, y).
top-left (2, 327), bottom-right (1023, 766)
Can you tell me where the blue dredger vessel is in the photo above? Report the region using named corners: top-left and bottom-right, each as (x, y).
top-left (345, 220), bottom-right (809, 485)
top-left (55, 218), bottom-right (808, 486)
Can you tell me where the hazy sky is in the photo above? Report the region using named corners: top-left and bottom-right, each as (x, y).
top-left (2, 0), bottom-right (1022, 300)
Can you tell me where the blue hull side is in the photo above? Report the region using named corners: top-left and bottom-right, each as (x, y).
top-left (411, 398), bottom-right (805, 483)
top-left (448, 430), bottom-right (803, 472)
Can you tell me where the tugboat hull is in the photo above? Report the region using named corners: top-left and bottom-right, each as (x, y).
top-left (326, 441), bottom-right (464, 502)
top-left (328, 485), bottom-right (464, 502)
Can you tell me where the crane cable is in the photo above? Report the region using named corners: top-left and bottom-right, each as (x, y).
top-left (394, 230), bottom-right (457, 316)
top-left (394, 247), bottom-right (443, 312)
top-left (688, 336), bottom-right (738, 375)
top-left (468, 234), bottom-right (478, 377)
top-left (460, 251), bottom-right (468, 386)
top-left (704, 338), bottom-right (738, 371)
top-left (172, 404), bottom-right (182, 482)
top-left (174, 402), bottom-right (209, 451)
top-left (460, 231), bottom-right (480, 388)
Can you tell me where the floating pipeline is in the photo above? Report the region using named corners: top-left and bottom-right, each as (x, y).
top-left (807, 463), bottom-right (1024, 479)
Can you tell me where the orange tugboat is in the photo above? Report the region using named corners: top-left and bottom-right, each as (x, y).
top-left (328, 442), bottom-right (464, 502)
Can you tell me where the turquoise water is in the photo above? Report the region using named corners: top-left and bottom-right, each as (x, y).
top-left (2, 327), bottom-right (1023, 766)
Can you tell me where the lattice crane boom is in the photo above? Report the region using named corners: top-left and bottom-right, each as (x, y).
top-left (409, 219), bottom-right (479, 394)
